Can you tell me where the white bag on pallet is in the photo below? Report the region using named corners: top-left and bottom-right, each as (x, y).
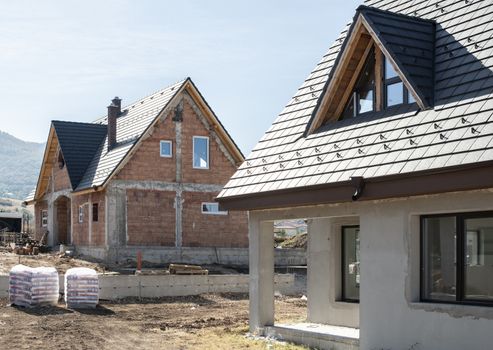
top-left (64, 267), bottom-right (99, 308)
top-left (9, 265), bottom-right (59, 307)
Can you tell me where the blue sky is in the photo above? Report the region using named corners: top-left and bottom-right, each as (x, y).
top-left (0, 0), bottom-right (361, 154)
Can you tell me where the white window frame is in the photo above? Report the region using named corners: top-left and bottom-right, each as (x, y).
top-left (41, 210), bottom-right (48, 227)
top-left (193, 136), bottom-right (210, 169)
top-left (159, 140), bottom-right (172, 158)
top-left (79, 205), bottom-right (84, 223)
top-left (201, 202), bottom-right (228, 215)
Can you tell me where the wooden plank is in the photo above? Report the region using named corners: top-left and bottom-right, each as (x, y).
top-left (375, 46), bottom-right (383, 112)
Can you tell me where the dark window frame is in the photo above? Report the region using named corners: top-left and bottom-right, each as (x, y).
top-left (341, 225), bottom-right (360, 303)
top-left (420, 211), bottom-right (493, 307)
top-left (92, 203), bottom-right (99, 222)
top-left (383, 56), bottom-right (414, 108)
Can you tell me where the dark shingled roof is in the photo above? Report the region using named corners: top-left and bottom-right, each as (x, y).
top-left (358, 5), bottom-right (436, 107)
top-left (217, 0), bottom-right (493, 201)
top-left (52, 121), bottom-right (107, 189)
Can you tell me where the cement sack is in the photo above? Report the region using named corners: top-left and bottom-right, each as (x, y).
top-left (64, 267), bottom-right (99, 309)
top-left (9, 265), bottom-right (59, 307)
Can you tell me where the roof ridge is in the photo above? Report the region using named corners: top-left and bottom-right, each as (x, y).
top-left (357, 4), bottom-right (437, 24)
top-left (93, 78), bottom-right (188, 123)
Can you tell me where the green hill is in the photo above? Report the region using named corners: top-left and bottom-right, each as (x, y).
top-left (0, 131), bottom-right (44, 199)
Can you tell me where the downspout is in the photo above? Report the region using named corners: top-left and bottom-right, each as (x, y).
top-left (351, 176), bottom-right (365, 201)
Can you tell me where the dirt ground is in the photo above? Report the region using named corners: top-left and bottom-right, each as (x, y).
top-left (0, 249), bottom-right (107, 274)
top-left (0, 293), bottom-right (308, 350)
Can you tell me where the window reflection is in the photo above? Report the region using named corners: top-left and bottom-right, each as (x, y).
top-left (386, 82), bottom-right (404, 106)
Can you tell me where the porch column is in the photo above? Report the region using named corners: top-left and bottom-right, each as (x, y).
top-left (307, 218), bottom-right (331, 323)
top-left (47, 201), bottom-right (55, 247)
top-left (249, 214), bottom-right (274, 333)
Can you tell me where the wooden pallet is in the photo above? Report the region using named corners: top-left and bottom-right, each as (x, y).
top-left (169, 264), bottom-right (209, 275)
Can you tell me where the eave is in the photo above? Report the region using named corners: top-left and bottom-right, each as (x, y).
top-left (217, 161), bottom-right (493, 211)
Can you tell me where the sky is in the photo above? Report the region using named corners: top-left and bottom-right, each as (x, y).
top-left (0, 0), bottom-right (361, 155)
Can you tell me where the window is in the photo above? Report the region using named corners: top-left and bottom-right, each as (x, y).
top-left (384, 56), bottom-right (415, 107)
top-left (193, 136), bottom-right (209, 169)
top-left (92, 203), bottom-right (99, 222)
top-left (160, 140), bottom-right (172, 158)
top-left (342, 226), bottom-right (360, 302)
top-left (79, 206), bottom-right (84, 223)
top-left (41, 210), bottom-right (48, 227)
top-left (201, 202), bottom-right (228, 215)
top-left (421, 212), bottom-right (493, 305)
top-left (341, 50), bottom-right (375, 119)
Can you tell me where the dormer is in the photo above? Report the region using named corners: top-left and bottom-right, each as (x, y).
top-left (306, 5), bottom-right (435, 134)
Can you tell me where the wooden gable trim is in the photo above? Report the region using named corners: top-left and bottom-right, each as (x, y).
top-left (33, 126), bottom-right (57, 201)
top-left (307, 13), bottom-right (427, 135)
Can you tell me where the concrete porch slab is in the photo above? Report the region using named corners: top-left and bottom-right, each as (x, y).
top-left (264, 322), bottom-right (359, 350)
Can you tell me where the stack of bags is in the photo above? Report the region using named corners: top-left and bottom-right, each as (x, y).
top-left (64, 267), bottom-right (99, 309)
top-left (9, 265), bottom-right (59, 307)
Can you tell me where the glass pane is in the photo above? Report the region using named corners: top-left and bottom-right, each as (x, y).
top-left (386, 82), bottom-right (404, 107)
top-left (422, 216), bottom-right (456, 301)
top-left (464, 216), bottom-right (493, 301)
top-left (356, 55), bottom-right (375, 115)
top-left (358, 89), bottom-right (373, 114)
top-left (193, 137), bottom-right (209, 168)
top-left (343, 226), bottom-right (360, 301)
top-left (385, 57), bottom-right (398, 79)
top-left (408, 89), bottom-right (416, 104)
top-left (160, 141), bottom-right (171, 156)
top-left (341, 94), bottom-right (355, 119)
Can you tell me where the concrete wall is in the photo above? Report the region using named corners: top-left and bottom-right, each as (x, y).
top-left (76, 245), bottom-right (306, 267)
top-left (250, 189), bottom-right (493, 350)
top-left (0, 273), bottom-right (295, 299)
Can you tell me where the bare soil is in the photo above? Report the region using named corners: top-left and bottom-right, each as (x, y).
top-left (0, 249), bottom-right (108, 274)
top-left (0, 294), bottom-right (307, 350)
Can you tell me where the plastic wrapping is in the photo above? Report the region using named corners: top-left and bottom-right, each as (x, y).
top-left (9, 265), bottom-right (59, 307)
top-left (64, 267), bottom-right (99, 309)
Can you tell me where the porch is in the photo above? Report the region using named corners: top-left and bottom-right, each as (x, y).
top-left (250, 215), bottom-right (361, 350)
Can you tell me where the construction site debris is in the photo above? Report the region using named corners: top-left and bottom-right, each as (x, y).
top-left (169, 264), bottom-right (209, 275)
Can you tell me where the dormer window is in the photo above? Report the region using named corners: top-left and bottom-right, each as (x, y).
top-left (384, 56), bottom-right (415, 107)
top-left (342, 50), bottom-right (375, 119)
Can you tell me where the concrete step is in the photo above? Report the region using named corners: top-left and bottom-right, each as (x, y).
top-left (264, 322), bottom-right (359, 350)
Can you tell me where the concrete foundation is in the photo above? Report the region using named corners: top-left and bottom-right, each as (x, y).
top-left (0, 273), bottom-right (295, 300)
top-left (76, 246), bottom-right (306, 267)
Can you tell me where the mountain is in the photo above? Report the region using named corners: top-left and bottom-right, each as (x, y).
top-left (0, 131), bottom-right (44, 199)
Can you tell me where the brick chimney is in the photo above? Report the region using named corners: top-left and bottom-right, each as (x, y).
top-left (107, 97), bottom-right (121, 151)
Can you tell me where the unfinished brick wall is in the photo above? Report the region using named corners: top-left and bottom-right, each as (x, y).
top-left (182, 192), bottom-right (248, 248)
top-left (90, 190), bottom-right (106, 246)
top-left (34, 201), bottom-right (48, 242)
top-left (71, 194), bottom-right (90, 246)
top-left (126, 189), bottom-right (176, 246)
top-left (181, 100), bottom-right (238, 185)
top-left (115, 110), bottom-right (176, 182)
top-left (55, 197), bottom-right (69, 244)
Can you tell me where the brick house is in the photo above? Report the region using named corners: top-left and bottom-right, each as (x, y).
top-left (26, 78), bottom-right (248, 264)
top-left (218, 1), bottom-right (493, 349)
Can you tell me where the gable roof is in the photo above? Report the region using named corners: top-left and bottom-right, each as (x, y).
top-left (217, 0), bottom-right (493, 210)
top-left (359, 5), bottom-right (436, 107)
top-left (52, 121), bottom-right (107, 189)
top-left (31, 78), bottom-right (243, 202)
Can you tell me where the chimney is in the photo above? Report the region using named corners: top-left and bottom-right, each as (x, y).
top-left (107, 96), bottom-right (121, 151)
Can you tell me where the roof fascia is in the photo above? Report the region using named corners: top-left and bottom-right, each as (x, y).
top-left (183, 79), bottom-right (245, 164)
top-left (33, 125), bottom-right (56, 201)
top-left (306, 16), bottom-right (366, 135)
top-left (217, 161), bottom-right (493, 211)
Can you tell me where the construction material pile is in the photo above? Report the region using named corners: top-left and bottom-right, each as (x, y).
top-left (169, 263), bottom-right (208, 275)
top-left (9, 265), bottom-right (59, 307)
top-left (64, 267), bottom-right (99, 309)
